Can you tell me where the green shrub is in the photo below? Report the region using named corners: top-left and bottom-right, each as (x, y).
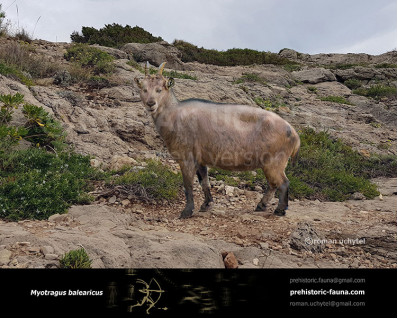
top-left (234, 73), bottom-right (267, 85)
top-left (0, 93), bottom-right (102, 221)
top-left (64, 44), bottom-right (114, 75)
top-left (353, 85), bottom-right (397, 100)
top-left (320, 96), bottom-right (353, 105)
top-left (22, 104), bottom-right (65, 148)
top-left (253, 97), bottom-right (274, 110)
top-left (0, 61), bottom-right (34, 86)
top-left (283, 64), bottom-right (301, 72)
top-left (71, 24), bottom-right (163, 48)
top-left (0, 4), bottom-right (6, 36)
top-left (0, 148), bottom-right (100, 221)
top-left (344, 79), bottom-right (362, 90)
top-left (112, 160), bottom-right (182, 200)
top-left (0, 125), bottom-right (27, 151)
top-left (307, 86), bottom-right (318, 93)
top-left (173, 40), bottom-right (292, 66)
top-left (0, 92), bottom-right (24, 124)
top-left (59, 248), bottom-right (92, 269)
top-left (374, 63), bottom-right (396, 69)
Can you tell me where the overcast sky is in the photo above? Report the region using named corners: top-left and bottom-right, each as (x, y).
top-left (1, 0), bottom-right (397, 55)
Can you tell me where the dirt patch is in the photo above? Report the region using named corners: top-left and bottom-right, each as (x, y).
top-left (1, 178), bottom-right (395, 269)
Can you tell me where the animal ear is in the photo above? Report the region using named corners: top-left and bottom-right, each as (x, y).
top-left (134, 78), bottom-right (142, 89)
top-left (166, 77), bottom-right (175, 89)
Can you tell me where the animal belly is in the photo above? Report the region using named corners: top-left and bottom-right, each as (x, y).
top-left (200, 143), bottom-right (268, 170)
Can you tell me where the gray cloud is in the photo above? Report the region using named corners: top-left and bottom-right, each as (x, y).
top-left (2, 0), bottom-right (396, 54)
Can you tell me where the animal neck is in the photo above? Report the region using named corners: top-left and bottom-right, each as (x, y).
top-left (152, 88), bottom-right (179, 122)
top-left (166, 88), bottom-right (179, 107)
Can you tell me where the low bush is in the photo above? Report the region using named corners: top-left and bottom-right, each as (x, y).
top-left (0, 93), bottom-right (102, 221)
top-left (112, 160), bottom-right (182, 200)
top-left (320, 96), bottom-right (353, 105)
top-left (353, 85), bottom-right (397, 100)
top-left (0, 61), bottom-right (34, 86)
top-left (234, 73), bottom-right (267, 85)
top-left (64, 44), bottom-right (114, 75)
top-left (22, 103), bottom-right (65, 148)
top-left (344, 79), bottom-right (362, 90)
top-left (71, 24), bottom-right (163, 48)
top-left (59, 248), bottom-right (92, 269)
top-left (173, 40), bottom-right (292, 66)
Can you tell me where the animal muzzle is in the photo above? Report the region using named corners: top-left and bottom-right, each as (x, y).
top-left (146, 100), bottom-right (157, 112)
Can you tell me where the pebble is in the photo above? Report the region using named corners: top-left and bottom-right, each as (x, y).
top-left (0, 249), bottom-right (12, 266)
top-left (108, 195), bottom-right (117, 204)
top-left (223, 252), bottom-right (238, 269)
top-left (40, 246), bottom-right (55, 255)
top-left (121, 199), bottom-right (130, 206)
top-left (225, 186), bottom-right (235, 197)
top-left (44, 254), bottom-right (59, 260)
top-left (260, 242), bottom-right (269, 250)
top-left (253, 258), bottom-right (259, 266)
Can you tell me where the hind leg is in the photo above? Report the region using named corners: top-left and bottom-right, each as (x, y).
top-left (255, 180), bottom-right (277, 212)
top-left (255, 167), bottom-right (289, 216)
top-left (274, 173), bottom-right (289, 216)
top-left (196, 165), bottom-right (213, 211)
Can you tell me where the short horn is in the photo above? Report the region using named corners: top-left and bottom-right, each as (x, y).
top-left (158, 62), bottom-right (166, 75)
top-left (145, 61), bottom-right (149, 76)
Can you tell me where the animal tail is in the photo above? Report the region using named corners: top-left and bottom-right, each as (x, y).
top-left (290, 136), bottom-right (300, 167)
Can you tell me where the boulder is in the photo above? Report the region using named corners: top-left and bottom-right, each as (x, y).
top-left (279, 48), bottom-right (298, 60)
top-left (108, 155), bottom-right (138, 171)
top-left (292, 68), bottom-right (336, 84)
top-left (289, 222), bottom-right (325, 253)
top-left (91, 45), bottom-right (129, 59)
top-left (121, 41), bottom-right (184, 70)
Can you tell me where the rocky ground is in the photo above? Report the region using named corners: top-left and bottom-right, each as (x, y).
top-left (0, 39), bottom-right (396, 268)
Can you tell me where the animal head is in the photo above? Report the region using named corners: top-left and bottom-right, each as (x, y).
top-left (134, 62), bottom-right (175, 115)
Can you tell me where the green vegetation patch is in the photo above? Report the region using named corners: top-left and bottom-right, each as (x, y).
top-left (320, 96), bottom-right (353, 105)
top-left (234, 73), bottom-right (268, 85)
top-left (0, 147), bottom-right (99, 221)
top-left (71, 24), bottom-right (163, 48)
top-left (0, 61), bottom-right (34, 86)
top-left (344, 79), bottom-right (362, 90)
top-left (353, 84), bottom-right (397, 100)
top-left (209, 128), bottom-right (395, 202)
top-left (112, 160), bottom-right (182, 200)
top-left (374, 63), bottom-right (397, 69)
top-left (173, 40), bottom-right (292, 66)
top-left (64, 44), bottom-right (114, 75)
top-left (59, 248), bottom-right (92, 269)
top-left (0, 93), bottom-right (102, 221)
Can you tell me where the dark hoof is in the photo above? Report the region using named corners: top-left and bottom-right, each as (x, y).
top-left (199, 201), bottom-right (213, 212)
top-left (274, 208), bottom-right (286, 216)
top-left (255, 203), bottom-right (267, 212)
top-left (179, 209), bottom-right (193, 219)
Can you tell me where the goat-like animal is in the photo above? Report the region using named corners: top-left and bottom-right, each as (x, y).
top-left (135, 62), bottom-right (300, 219)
